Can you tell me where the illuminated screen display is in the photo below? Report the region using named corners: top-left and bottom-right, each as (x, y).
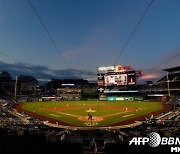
top-left (104, 74), bottom-right (127, 86)
top-left (127, 71), bottom-right (136, 85)
top-left (97, 66), bottom-right (138, 87)
top-left (127, 77), bottom-right (136, 85)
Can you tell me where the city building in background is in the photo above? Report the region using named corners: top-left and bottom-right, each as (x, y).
top-left (17, 75), bottom-right (38, 94)
top-left (0, 71), bottom-right (15, 94)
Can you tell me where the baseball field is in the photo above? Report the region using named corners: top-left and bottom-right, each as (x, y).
top-left (15, 101), bottom-right (170, 127)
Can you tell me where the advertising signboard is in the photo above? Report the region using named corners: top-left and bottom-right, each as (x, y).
top-left (114, 65), bottom-right (131, 72)
top-left (107, 97), bottom-right (116, 101)
top-left (97, 66), bottom-right (114, 73)
top-left (97, 65), bottom-right (131, 73)
top-left (98, 80), bottom-right (104, 86)
top-left (97, 73), bottom-right (104, 80)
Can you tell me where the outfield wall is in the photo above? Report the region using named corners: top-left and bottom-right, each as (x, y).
top-left (101, 96), bottom-right (144, 101)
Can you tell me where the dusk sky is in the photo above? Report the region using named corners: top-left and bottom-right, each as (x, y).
top-left (0, 0), bottom-right (180, 83)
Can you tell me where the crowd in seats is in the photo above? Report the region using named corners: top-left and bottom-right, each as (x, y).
top-left (0, 129), bottom-right (82, 154)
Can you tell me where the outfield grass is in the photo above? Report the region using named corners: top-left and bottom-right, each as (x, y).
top-left (21, 101), bottom-right (164, 127)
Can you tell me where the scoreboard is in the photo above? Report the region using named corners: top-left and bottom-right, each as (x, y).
top-left (97, 65), bottom-right (142, 87)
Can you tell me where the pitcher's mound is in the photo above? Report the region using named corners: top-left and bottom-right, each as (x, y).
top-left (86, 108), bottom-right (96, 113)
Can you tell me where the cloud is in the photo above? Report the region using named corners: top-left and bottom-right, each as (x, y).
top-left (0, 61), bottom-right (96, 84)
top-left (139, 73), bottom-right (160, 80)
top-left (138, 72), bottom-right (162, 84)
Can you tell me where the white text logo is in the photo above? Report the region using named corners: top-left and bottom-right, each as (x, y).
top-left (129, 132), bottom-right (180, 152)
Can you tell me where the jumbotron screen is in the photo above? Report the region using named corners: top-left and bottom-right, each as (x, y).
top-left (97, 65), bottom-right (138, 87)
top-left (104, 74), bottom-right (127, 86)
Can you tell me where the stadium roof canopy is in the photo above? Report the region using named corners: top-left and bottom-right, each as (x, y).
top-left (163, 66), bottom-right (180, 73)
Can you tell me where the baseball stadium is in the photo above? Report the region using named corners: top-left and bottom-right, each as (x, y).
top-left (12, 65), bottom-right (172, 129)
top-left (1, 1), bottom-right (180, 153)
top-left (1, 65), bottom-right (179, 154)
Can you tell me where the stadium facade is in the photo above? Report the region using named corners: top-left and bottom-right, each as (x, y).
top-left (142, 66), bottom-right (180, 96)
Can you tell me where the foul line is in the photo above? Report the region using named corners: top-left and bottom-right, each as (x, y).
top-left (122, 114), bottom-right (134, 118)
top-left (44, 108), bottom-right (80, 118)
top-left (102, 110), bottom-right (133, 118)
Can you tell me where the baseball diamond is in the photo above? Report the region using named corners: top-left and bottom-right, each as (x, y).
top-left (14, 100), bottom-right (170, 128)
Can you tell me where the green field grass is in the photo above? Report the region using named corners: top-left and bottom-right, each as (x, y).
top-left (21, 101), bottom-right (164, 127)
